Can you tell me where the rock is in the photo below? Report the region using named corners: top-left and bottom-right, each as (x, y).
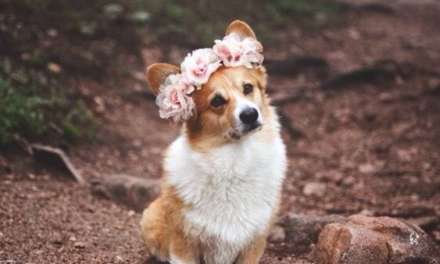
top-left (379, 92), bottom-right (394, 102)
top-left (341, 176), bottom-right (356, 187)
top-left (269, 225), bottom-right (286, 242)
top-left (90, 174), bottom-right (160, 211)
top-left (127, 210), bottom-right (136, 217)
top-left (47, 28), bottom-right (58, 37)
top-left (128, 11), bottom-right (150, 23)
top-left (114, 255), bottom-right (124, 263)
top-left (31, 144), bottom-right (85, 184)
top-left (358, 163), bottom-right (377, 174)
top-left (73, 241), bottom-right (86, 249)
top-left (80, 22), bottom-right (97, 36)
top-left (316, 170), bottom-right (343, 183)
top-left (281, 214), bottom-right (347, 255)
top-left (103, 4), bottom-right (124, 19)
top-left (315, 215), bottom-right (440, 264)
top-left (433, 231), bottom-right (440, 242)
top-left (47, 62), bottom-right (62, 73)
top-left (348, 28), bottom-right (361, 40)
top-left (303, 182), bottom-right (326, 197)
top-left (50, 232), bottom-right (64, 245)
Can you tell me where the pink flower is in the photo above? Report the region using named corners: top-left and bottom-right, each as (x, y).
top-left (213, 33), bottom-right (243, 67)
top-left (155, 74), bottom-right (195, 122)
top-left (213, 33), bottom-right (264, 68)
top-left (181, 48), bottom-right (221, 86)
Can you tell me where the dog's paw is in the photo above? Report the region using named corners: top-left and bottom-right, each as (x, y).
top-left (143, 256), bottom-right (169, 264)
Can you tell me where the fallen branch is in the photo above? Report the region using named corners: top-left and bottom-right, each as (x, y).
top-left (265, 56), bottom-right (329, 77)
top-left (321, 62), bottom-right (397, 90)
top-left (377, 205), bottom-right (437, 218)
top-left (356, 3), bottom-right (395, 14)
top-left (322, 60), bottom-right (440, 90)
top-left (339, 2), bottom-right (395, 14)
top-left (31, 144), bottom-right (85, 184)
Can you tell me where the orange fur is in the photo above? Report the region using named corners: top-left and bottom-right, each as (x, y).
top-left (140, 185), bottom-right (200, 262)
top-left (226, 20), bottom-right (257, 39)
top-left (146, 63), bottom-right (180, 95)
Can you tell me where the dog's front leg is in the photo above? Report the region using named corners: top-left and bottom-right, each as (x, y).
top-left (169, 233), bottom-right (201, 264)
top-left (234, 235), bottom-right (267, 264)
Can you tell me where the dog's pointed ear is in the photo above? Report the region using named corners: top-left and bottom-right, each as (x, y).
top-left (225, 20), bottom-right (256, 39)
top-left (146, 63), bottom-right (180, 95)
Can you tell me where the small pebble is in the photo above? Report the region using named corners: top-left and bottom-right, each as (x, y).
top-left (114, 255), bottom-right (124, 263)
top-left (128, 210), bottom-right (136, 217)
top-left (269, 225), bottom-right (286, 242)
top-left (358, 163), bottom-right (376, 174)
top-left (74, 242), bottom-right (86, 249)
top-left (303, 182), bottom-right (326, 197)
top-left (433, 231), bottom-right (440, 242)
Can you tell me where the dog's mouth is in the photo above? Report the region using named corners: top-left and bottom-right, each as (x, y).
top-left (227, 122), bottom-right (263, 140)
top-left (243, 122), bottom-right (262, 133)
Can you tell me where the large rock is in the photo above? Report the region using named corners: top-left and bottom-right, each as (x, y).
top-left (90, 174), bottom-right (160, 212)
top-left (316, 215), bottom-right (440, 264)
top-left (280, 214), bottom-right (347, 255)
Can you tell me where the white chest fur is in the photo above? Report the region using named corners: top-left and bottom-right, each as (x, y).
top-left (164, 124), bottom-right (286, 263)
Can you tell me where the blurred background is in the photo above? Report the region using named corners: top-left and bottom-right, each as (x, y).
top-left (1, 0), bottom-right (440, 263)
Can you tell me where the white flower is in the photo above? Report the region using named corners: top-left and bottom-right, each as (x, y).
top-left (213, 33), bottom-right (264, 68)
top-left (241, 37), bottom-right (264, 68)
top-left (155, 74), bottom-right (195, 122)
top-left (213, 33), bottom-right (243, 67)
top-left (181, 48), bottom-right (221, 86)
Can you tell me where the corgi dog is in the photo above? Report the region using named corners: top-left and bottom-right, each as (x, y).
top-left (141, 20), bottom-right (287, 264)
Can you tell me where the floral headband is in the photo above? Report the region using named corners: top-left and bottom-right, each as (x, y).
top-left (155, 33), bottom-right (264, 122)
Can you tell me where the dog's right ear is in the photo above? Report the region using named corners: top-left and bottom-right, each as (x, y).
top-left (146, 63), bottom-right (180, 95)
top-left (225, 20), bottom-right (256, 40)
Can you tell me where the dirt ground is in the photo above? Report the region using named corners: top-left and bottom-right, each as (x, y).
top-left (1, 1), bottom-right (440, 263)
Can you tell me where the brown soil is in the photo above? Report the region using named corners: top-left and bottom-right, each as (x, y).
top-left (1, 1), bottom-right (440, 263)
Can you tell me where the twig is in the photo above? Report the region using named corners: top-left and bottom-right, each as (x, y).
top-left (321, 63), bottom-right (397, 89)
top-left (31, 144), bottom-right (85, 184)
top-left (265, 56), bottom-right (329, 77)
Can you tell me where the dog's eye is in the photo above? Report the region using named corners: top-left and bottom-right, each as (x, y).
top-left (243, 83), bottom-right (254, 95)
top-left (210, 95), bottom-right (227, 108)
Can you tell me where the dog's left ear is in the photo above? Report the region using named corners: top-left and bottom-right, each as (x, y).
top-left (145, 63), bottom-right (180, 95)
top-left (225, 20), bottom-right (256, 39)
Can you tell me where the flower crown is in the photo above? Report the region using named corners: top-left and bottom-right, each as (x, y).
top-left (155, 33), bottom-right (264, 122)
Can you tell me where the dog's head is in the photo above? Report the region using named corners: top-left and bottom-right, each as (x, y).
top-left (146, 20), bottom-right (270, 149)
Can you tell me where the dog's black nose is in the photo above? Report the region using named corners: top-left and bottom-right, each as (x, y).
top-left (239, 107), bottom-right (259, 125)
